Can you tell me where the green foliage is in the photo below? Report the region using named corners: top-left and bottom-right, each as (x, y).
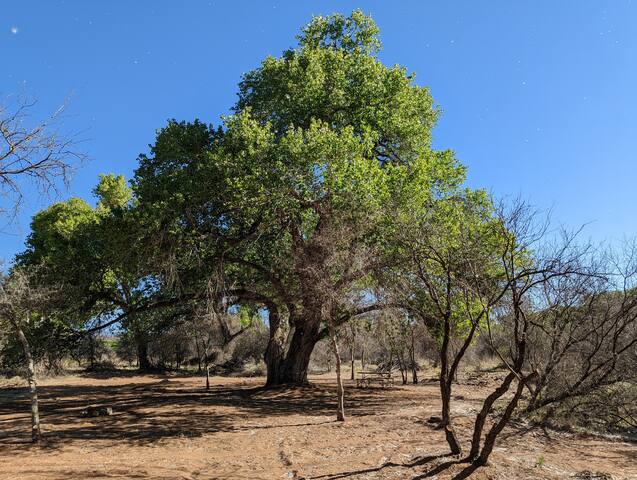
top-left (17, 197), bottom-right (108, 314)
top-left (236, 12), bottom-right (440, 164)
top-left (130, 11), bottom-right (468, 324)
top-left (388, 186), bottom-right (510, 344)
top-left (9, 10), bottom-right (495, 378)
top-left (93, 174), bottom-right (132, 212)
top-left (297, 10), bottom-right (381, 54)
top-left (19, 198), bottom-right (98, 266)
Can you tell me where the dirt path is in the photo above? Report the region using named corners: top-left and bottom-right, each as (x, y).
top-left (0, 372), bottom-right (635, 479)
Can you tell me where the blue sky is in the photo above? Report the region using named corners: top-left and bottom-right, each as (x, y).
top-left (1, 1), bottom-right (635, 260)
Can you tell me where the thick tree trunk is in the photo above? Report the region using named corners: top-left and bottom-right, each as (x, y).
top-left (329, 329), bottom-right (345, 421)
top-left (137, 339), bottom-right (152, 371)
top-left (264, 332), bottom-right (284, 386)
top-left (14, 324), bottom-right (41, 443)
top-left (265, 321), bottom-right (321, 386)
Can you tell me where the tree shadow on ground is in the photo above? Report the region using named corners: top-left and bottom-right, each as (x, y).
top-left (411, 460), bottom-right (482, 480)
top-left (0, 375), bottom-right (401, 452)
top-left (309, 455), bottom-right (485, 480)
top-left (77, 368), bottom-right (169, 379)
top-left (308, 454), bottom-right (451, 479)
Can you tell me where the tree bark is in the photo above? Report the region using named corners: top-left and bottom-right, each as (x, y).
top-left (468, 371), bottom-right (516, 460)
top-left (410, 328), bottom-right (418, 384)
top-left (14, 323), bottom-right (41, 443)
top-left (350, 346), bottom-right (355, 381)
top-left (440, 376), bottom-right (462, 455)
top-left (329, 328), bottom-right (345, 421)
top-left (265, 320), bottom-right (321, 386)
top-left (264, 337), bottom-right (284, 385)
top-left (439, 315), bottom-right (462, 455)
top-left (349, 325), bottom-right (356, 381)
top-left (475, 378), bottom-right (526, 466)
top-left (399, 354), bottom-right (408, 384)
top-left (137, 338), bottom-right (152, 371)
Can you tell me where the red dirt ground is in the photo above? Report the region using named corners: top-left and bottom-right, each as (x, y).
top-left (0, 371), bottom-right (635, 479)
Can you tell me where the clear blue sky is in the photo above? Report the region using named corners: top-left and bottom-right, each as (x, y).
top-left (1, 1), bottom-right (635, 261)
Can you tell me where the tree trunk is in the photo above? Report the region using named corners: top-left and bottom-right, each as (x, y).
top-left (349, 327), bottom-right (356, 381)
top-left (439, 315), bottom-right (462, 455)
top-left (350, 346), bottom-right (355, 381)
top-left (399, 355), bottom-right (407, 384)
top-left (468, 371), bottom-right (516, 460)
top-left (440, 376), bottom-right (462, 455)
top-left (475, 378), bottom-right (525, 466)
top-left (329, 328), bottom-right (345, 422)
top-left (14, 324), bottom-right (41, 443)
top-left (410, 329), bottom-right (418, 384)
top-left (137, 338), bottom-right (152, 371)
top-left (265, 321), bottom-right (321, 386)
top-left (205, 364), bottom-right (210, 390)
top-left (264, 331), bottom-right (284, 386)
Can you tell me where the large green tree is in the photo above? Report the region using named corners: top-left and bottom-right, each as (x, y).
top-left (17, 175), bottom-right (164, 368)
top-left (132, 11), bottom-right (466, 385)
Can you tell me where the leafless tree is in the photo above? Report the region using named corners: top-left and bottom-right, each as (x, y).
top-left (388, 196), bottom-right (600, 467)
top-left (467, 202), bottom-right (595, 465)
top-left (327, 318), bottom-right (345, 421)
top-left (0, 266), bottom-right (59, 443)
top-left (375, 310), bottom-right (415, 384)
top-left (0, 96), bottom-right (83, 219)
top-left (523, 240), bottom-right (637, 415)
top-left (345, 322), bottom-right (357, 381)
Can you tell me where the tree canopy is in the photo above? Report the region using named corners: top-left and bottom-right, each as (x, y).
top-left (14, 11), bottom-right (490, 386)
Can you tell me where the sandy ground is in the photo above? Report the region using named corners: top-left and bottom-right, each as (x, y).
top-left (0, 370), bottom-right (635, 480)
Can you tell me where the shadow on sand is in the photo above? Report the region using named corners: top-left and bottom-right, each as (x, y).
top-left (0, 373), bottom-right (399, 452)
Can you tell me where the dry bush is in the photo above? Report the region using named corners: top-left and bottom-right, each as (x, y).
top-left (521, 242), bottom-right (637, 437)
top-left (229, 320), bottom-right (268, 367)
top-left (309, 339), bottom-right (333, 374)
